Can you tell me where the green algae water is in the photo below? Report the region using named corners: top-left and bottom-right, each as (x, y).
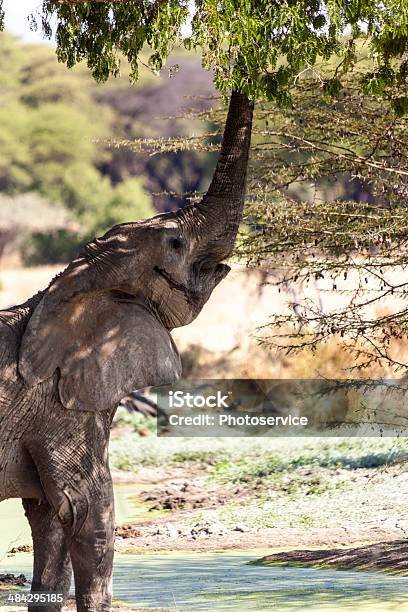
top-left (112, 551), bottom-right (408, 611)
top-left (1, 489), bottom-right (408, 611)
top-left (3, 550), bottom-right (408, 611)
top-left (0, 485), bottom-right (152, 560)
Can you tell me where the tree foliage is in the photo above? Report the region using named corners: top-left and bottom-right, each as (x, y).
top-left (29, 2), bottom-right (408, 368)
top-left (239, 73), bottom-right (408, 372)
top-left (31, 0), bottom-right (408, 112)
top-left (0, 29), bottom-right (216, 219)
top-left (0, 33), bottom-right (156, 261)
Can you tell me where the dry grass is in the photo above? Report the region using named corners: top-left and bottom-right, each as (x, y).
top-left (180, 330), bottom-right (406, 381)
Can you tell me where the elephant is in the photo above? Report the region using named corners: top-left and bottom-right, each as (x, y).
top-left (0, 90), bottom-right (253, 611)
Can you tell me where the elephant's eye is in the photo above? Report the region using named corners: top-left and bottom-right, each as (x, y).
top-left (169, 237), bottom-right (183, 251)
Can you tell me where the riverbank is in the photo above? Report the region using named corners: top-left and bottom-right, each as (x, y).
top-left (3, 435), bottom-right (408, 562)
top-left (112, 464), bottom-right (408, 555)
top-left (254, 540), bottom-right (408, 574)
top-left (107, 433), bottom-right (408, 559)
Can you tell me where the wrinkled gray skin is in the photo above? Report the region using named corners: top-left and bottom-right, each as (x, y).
top-left (0, 92), bottom-right (253, 611)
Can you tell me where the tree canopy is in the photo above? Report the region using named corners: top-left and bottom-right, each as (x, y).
top-left (11, 0), bottom-right (405, 113)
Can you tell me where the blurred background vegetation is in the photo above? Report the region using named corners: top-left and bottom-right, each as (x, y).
top-left (0, 31), bottom-right (216, 265)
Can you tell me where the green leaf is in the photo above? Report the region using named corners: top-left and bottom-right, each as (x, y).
top-left (323, 77), bottom-right (342, 98)
top-left (392, 96), bottom-right (408, 117)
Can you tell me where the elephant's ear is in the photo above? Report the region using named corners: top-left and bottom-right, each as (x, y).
top-left (18, 262), bottom-right (181, 411)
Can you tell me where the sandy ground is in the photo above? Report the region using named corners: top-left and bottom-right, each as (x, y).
top-left (0, 265), bottom-right (61, 310)
top-left (110, 467), bottom-right (408, 555)
top-left (115, 522), bottom-right (408, 554)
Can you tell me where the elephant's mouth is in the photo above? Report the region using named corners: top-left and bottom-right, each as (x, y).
top-left (149, 262), bottom-right (231, 328)
top-left (210, 262), bottom-right (231, 281)
top-left (154, 263), bottom-right (230, 295)
top-left (154, 266), bottom-right (189, 294)
top-left (112, 264), bottom-right (230, 310)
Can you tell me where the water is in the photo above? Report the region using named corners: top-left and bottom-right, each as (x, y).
top-left (0, 484), bottom-right (162, 559)
top-left (3, 550), bottom-right (408, 611)
top-left (1, 488), bottom-right (408, 611)
top-left (112, 552), bottom-right (408, 611)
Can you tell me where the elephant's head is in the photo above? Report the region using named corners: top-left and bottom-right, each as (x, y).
top-left (76, 210), bottom-right (231, 332)
top-left (19, 92), bottom-right (254, 412)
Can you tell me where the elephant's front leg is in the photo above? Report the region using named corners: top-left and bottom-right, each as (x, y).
top-left (26, 411), bottom-right (115, 612)
top-left (68, 484), bottom-right (115, 612)
top-left (22, 498), bottom-right (72, 612)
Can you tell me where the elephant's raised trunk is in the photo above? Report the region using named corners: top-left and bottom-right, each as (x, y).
top-left (195, 90), bottom-right (254, 260)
